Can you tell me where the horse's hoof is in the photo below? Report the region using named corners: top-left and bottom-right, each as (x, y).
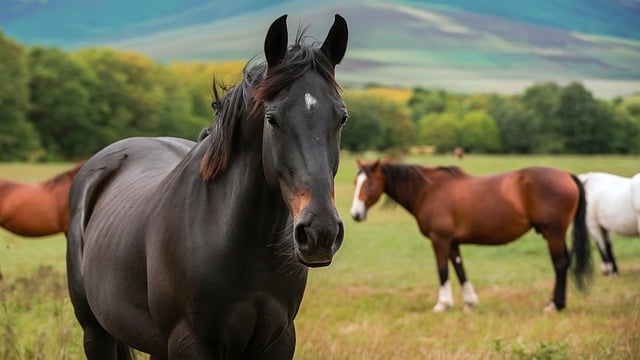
top-left (433, 302), bottom-right (452, 312)
top-left (601, 263), bottom-right (615, 276)
top-left (543, 302), bottom-right (558, 314)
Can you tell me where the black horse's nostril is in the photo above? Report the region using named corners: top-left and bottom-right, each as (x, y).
top-left (333, 221), bottom-right (344, 251)
top-left (294, 223), bottom-right (311, 251)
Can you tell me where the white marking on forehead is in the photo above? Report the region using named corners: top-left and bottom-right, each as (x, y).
top-left (305, 93), bottom-right (318, 111)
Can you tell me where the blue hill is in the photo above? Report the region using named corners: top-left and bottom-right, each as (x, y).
top-left (1, 0), bottom-right (639, 98)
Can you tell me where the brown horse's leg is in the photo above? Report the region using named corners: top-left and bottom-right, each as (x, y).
top-left (449, 244), bottom-right (478, 309)
top-left (431, 237), bottom-right (453, 312)
top-left (544, 233), bottom-right (570, 312)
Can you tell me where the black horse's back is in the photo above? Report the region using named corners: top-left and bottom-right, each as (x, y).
top-left (67, 137), bottom-right (195, 357)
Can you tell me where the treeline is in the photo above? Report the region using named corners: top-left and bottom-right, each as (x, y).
top-left (1, 31), bottom-right (243, 161)
top-left (2, 31), bottom-right (639, 161)
top-left (343, 84), bottom-right (640, 155)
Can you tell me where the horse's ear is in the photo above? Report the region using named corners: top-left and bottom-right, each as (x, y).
top-left (356, 158), bottom-right (362, 168)
top-left (371, 159), bottom-right (381, 171)
top-left (265, 14), bottom-right (288, 68)
top-left (321, 14), bottom-right (348, 67)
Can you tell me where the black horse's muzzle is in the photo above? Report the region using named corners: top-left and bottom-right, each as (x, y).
top-left (293, 207), bottom-right (344, 267)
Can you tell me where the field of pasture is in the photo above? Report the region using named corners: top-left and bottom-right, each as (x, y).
top-left (1, 154), bottom-right (639, 359)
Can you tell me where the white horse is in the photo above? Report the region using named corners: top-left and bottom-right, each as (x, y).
top-left (577, 172), bottom-right (640, 275)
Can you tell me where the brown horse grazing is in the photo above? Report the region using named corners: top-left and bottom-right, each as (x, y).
top-left (0, 161), bottom-right (85, 236)
top-left (350, 159), bottom-right (592, 313)
top-left (453, 146), bottom-right (465, 160)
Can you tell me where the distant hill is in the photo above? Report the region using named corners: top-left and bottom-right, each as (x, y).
top-left (2, 0), bottom-right (639, 98)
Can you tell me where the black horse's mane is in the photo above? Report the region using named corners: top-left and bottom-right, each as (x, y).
top-left (200, 27), bottom-right (340, 181)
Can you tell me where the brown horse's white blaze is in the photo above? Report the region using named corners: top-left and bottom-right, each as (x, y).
top-left (350, 172), bottom-right (368, 221)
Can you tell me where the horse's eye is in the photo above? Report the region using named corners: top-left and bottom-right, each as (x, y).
top-left (266, 114), bottom-right (279, 128)
top-left (340, 114), bottom-right (348, 126)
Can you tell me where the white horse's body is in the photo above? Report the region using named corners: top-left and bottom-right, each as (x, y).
top-left (578, 172), bottom-right (640, 275)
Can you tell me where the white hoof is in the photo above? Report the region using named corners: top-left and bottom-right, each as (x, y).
top-left (462, 282), bottom-right (479, 308)
top-left (433, 302), bottom-right (453, 312)
top-left (601, 263), bottom-right (616, 276)
top-left (543, 302), bottom-right (558, 314)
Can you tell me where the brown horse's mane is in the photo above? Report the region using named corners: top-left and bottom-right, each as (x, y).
top-left (42, 161), bottom-right (86, 189)
top-left (379, 163), bottom-right (429, 209)
top-left (435, 165), bottom-right (466, 177)
top-left (381, 163), bottom-right (426, 192)
top-left (199, 27), bottom-right (340, 181)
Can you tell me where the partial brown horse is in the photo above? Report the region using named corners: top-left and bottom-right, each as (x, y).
top-left (350, 159), bottom-right (592, 312)
top-left (0, 162), bottom-right (85, 236)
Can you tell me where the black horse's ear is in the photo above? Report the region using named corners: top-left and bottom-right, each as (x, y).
top-left (321, 14), bottom-right (348, 67)
top-left (265, 14), bottom-right (288, 68)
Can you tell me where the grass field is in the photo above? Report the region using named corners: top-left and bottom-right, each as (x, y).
top-left (1, 154), bottom-right (639, 359)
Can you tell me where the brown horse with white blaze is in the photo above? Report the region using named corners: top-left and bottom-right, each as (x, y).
top-left (350, 159), bottom-right (592, 312)
top-left (0, 161), bottom-right (85, 236)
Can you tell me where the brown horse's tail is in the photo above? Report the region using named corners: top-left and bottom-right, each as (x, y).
top-left (570, 174), bottom-right (593, 291)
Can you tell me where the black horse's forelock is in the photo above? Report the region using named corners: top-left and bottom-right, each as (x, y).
top-left (200, 29), bottom-right (340, 181)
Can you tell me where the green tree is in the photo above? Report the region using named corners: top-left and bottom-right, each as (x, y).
top-left (0, 32), bottom-right (42, 161)
top-left (27, 46), bottom-right (100, 159)
top-left (459, 109), bottom-right (501, 153)
top-left (488, 95), bottom-right (536, 153)
top-left (616, 95), bottom-right (640, 153)
top-left (408, 88), bottom-right (448, 122)
top-left (418, 112), bottom-right (459, 152)
top-left (555, 82), bottom-right (619, 153)
top-left (521, 82), bottom-right (563, 153)
top-left (418, 110), bottom-right (500, 153)
top-left (376, 100), bottom-right (415, 152)
top-left (342, 93), bottom-right (382, 152)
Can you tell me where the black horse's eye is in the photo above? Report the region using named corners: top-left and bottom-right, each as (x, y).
top-left (340, 115), bottom-right (349, 126)
top-left (266, 114), bottom-right (279, 128)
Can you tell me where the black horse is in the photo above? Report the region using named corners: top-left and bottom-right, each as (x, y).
top-left (67, 14), bottom-right (348, 359)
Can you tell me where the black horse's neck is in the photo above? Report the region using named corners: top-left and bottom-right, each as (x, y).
top-left (382, 164), bottom-right (428, 214)
top-left (180, 129), bottom-right (300, 271)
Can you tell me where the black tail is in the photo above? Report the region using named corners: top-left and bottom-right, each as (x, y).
top-left (117, 341), bottom-right (133, 360)
top-left (570, 174), bottom-right (593, 291)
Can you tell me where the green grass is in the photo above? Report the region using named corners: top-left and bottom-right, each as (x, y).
top-left (1, 155), bottom-right (639, 359)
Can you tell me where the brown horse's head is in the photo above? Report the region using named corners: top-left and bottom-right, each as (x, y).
top-left (350, 159), bottom-right (386, 221)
